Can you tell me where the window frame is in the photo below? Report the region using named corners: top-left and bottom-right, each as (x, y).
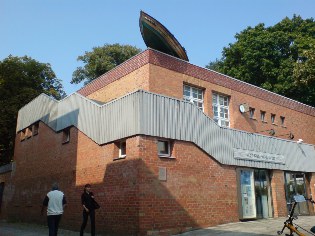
top-left (119, 140), bottom-right (126, 158)
top-left (20, 129), bottom-right (26, 142)
top-left (183, 84), bottom-right (204, 111)
top-left (260, 111), bottom-right (266, 122)
top-left (280, 116), bottom-right (285, 126)
top-left (249, 107), bottom-right (255, 119)
top-left (212, 92), bottom-right (230, 127)
top-left (33, 122), bottom-right (39, 136)
top-left (26, 127), bottom-right (32, 139)
top-left (271, 114), bottom-right (276, 124)
top-left (62, 128), bottom-right (70, 144)
top-left (157, 140), bottom-right (171, 157)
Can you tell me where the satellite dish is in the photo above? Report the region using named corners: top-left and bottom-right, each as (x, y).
top-left (239, 104), bottom-right (249, 113)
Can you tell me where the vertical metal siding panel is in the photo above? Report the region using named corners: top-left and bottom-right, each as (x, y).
top-left (178, 102), bottom-right (184, 140)
top-left (139, 92), bottom-right (145, 135)
top-left (17, 94), bottom-right (57, 132)
top-left (127, 93), bottom-right (137, 138)
top-left (167, 98), bottom-right (173, 139)
top-left (99, 104), bottom-right (107, 144)
top-left (147, 92), bottom-right (154, 136)
top-left (153, 94), bottom-right (158, 136)
top-left (189, 105), bottom-right (197, 141)
top-left (108, 101), bottom-right (115, 141)
top-left (181, 103), bottom-right (188, 140)
top-left (134, 91), bottom-right (140, 136)
top-left (159, 96), bottom-right (164, 137)
top-left (148, 93), bottom-right (152, 135)
top-left (165, 98), bottom-right (171, 138)
top-left (16, 90), bottom-right (315, 172)
top-left (149, 93), bottom-right (155, 136)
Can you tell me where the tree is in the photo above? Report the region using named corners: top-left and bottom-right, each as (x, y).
top-left (293, 46), bottom-right (315, 106)
top-left (206, 15), bottom-right (315, 106)
top-left (71, 44), bottom-right (142, 85)
top-left (0, 55), bottom-right (65, 165)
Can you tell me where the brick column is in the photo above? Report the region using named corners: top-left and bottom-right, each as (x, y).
top-left (270, 170), bottom-right (287, 217)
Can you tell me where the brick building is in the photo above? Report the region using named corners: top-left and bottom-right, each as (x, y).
top-left (1, 48), bottom-right (315, 235)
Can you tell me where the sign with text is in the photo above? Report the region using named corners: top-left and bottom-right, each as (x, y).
top-left (234, 149), bottom-right (285, 164)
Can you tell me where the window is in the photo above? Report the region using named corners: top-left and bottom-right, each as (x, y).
top-left (119, 141), bottom-right (126, 158)
top-left (33, 122), bottom-right (39, 136)
top-left (183, 84), bottom-right (204, 110)
top-left (62, 128), bottom-right (70, 144)
top-left (114, 140), bottom-right (127, 160)
top-left (271, 114), bottom-right (276, 124)
top-left (158, 140), bottom-right (171, 157)
top-left (212, 93), bottom-right (230, 127)
top-left (26, 127), bottom-right (32, 139)
top-left (20, 129), bottom-right (26, 141)
top-left (280, 116), bottom-right (285, 126)
top-left (249, 107), bottom-right (255, 119)
top-left (260, 111), bottom-right (266, 122)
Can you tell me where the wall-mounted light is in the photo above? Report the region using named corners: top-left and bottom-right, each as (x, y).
top-left (258, 128), bottom-right (276, 136)
top-left (277, 132), bottom-right (294, 140)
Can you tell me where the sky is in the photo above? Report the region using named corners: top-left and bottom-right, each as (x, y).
top-left (1, 0), bottom-right (314, 95)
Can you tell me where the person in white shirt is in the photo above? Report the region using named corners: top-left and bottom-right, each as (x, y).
top-left (41, 183), bottom-right (67, 236)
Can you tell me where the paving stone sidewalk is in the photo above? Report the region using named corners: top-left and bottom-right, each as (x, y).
top-left (1, 216), bottom-right (315, 236)
top-left (0, 221), bottom-right (80, 236)
top-left (174, 216), bottom-right (315, 236)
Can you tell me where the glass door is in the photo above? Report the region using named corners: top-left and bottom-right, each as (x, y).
top-left (285, 172), bottom-right (309, 215)
top-left (254, 170), bottom-right (271, 218)
top-left (240, 169), bottom-right (256, 219)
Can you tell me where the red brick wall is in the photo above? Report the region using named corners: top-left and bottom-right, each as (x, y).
top-left (137, 136), bottom-right (239, 235)
top-left (148, 64), bottom-right (315, 145)
top-left (78, 50), bottom-right (150, 97)
top-left (86, 64), bottom-right (150, 103)
top-left (6, 122), bottom-right (241, 235)
top-left (81, 51), bottom-right (315, 145)
top-left (6, 122), bottom-right (79, 226)
top-left (270, 170), bottom-right (287, 217)
top-left (6, 123), bottom-right (143, 235)
top-left (5, 121), bottom-right (314, 235)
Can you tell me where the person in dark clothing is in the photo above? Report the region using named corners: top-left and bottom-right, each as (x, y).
top-left (41, 183), bottom-right (67, 236)
top-left (80, 184), bottom-right (96, 236)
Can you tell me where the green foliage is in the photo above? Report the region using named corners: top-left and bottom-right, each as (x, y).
top-left (0, 55), bottom-right (65, 165)
top-left (71, 43), bottom-right (142, 85)
top-left (206, 15), bottom-right (315, 106)
top-left (293, 46), bottom-right (315, 106)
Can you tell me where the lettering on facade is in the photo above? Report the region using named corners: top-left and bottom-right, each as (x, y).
top-left (234, 149), bottom-right (285, 164)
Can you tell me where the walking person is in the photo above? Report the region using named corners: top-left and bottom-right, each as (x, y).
top-left (41, 182), bottom-right (67, 236)
top-left (80, 184), bottom-right (97, 236)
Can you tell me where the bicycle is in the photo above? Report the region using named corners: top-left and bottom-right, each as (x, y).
top-left (277, 195), bottom-right (315, 236)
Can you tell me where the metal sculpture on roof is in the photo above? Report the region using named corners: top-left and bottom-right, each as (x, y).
top-left (139, 11), bottom-right (189, 61)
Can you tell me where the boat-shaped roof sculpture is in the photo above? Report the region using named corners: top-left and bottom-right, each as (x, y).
top-left (139, 11), bottom-right (189, 61)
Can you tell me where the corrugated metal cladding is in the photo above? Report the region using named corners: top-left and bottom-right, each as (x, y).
top-left (16, 92), bottom-right (139, 144)
top-left (17, 90), bottom-right (315, 172)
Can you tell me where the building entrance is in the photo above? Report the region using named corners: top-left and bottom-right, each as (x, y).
top-left (285, 172), bottom-right (309, 215)
top-left (254, 169), bottom-right (271, 218)
top-left (238, 169), bottom-right (272, 219)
